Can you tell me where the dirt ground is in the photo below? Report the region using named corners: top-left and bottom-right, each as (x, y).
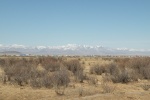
top-left (0, 56), bottom-right (150, 100)
top-left (0, 81), bottom-right (150, 100)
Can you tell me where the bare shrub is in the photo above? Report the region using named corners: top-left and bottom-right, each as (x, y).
top-left (51, 68), bottom-right (70, 95)
top-left (0, 67), bottom-right (6, 84)
top-left (64, 60), bottom-right (85, 82)
top-left (140, 66), bottom-right (150, 79)
top-left (101, 82), bottom-right (116, 93)
top-left (30, 78), bottom-right (43, 88)
top-left (111, 69), bottom-right (130, 83)
top-left (55, 86), bottom-right (66, 95)
top-left (52, 69), bottom-right (70, 87)
top-left (11, 62), bottom-right (33, 86)
top-left (43, 61), bottom-right (61, 72)
top-left (89, 62), bottom-right (132, 83)
top-left (42, 75), bottom-right (53, 88)
top-left (114, 58), bottom-right (130, 69)
top-left (75, 70), bottom-right (86, 83)
top-left (106, 62), bottom-right (119, 75)
top-left (0, 56), bottom-right (72, 88)
top-left (87, 75), bottom-right (98, 86)
top-left (39, 56), bottom-right (62, 72)
top-left (90, 64), bottom-right (106, 75)
top-left (100, 62), bottom-right (132, 83)
top-left (2, 59), bottom-right (38, 86)
top-left (30, 66), bottom-right (49, 88)
top-left (64, 60), bottom-right (83, 74)
top-left (127, 57), bottom-right (150, 80)
top-left (90, 62), bottom-right (119, 76)
top-left (39, 56), bottom-right (58, 64)
top-left (128, 69), bottom-right (142, 81)
top-left (141, 83), bottom-right (150, 91)
top-left (30, 74), bottom-right (53, 88)
top-left (4, 65), bottom-right (17, 82)
top-left (102, 73), bottom-right (116, 93)
top-left (0, 58), bottom-right (6, 66)
top-left (30, 67), bottom-right (70, 89)
top-left (111, 57), bottom-right (150, 82)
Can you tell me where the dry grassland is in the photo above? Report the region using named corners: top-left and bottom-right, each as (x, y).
top-left (0, 56), bottom-right (150, 100)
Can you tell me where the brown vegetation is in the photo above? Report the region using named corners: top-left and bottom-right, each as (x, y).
top-left (0, 56), bottom-right (150, 100)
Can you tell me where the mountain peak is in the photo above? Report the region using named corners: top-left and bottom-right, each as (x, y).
top-left (0, 44), bottom-right (150, 56)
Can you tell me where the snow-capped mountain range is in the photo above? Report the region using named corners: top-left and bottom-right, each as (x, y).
top-left (0, 44), bottom-right (150, 56)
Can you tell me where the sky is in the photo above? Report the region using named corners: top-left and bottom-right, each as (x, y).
top-left (0, 0), bottom-right (150, 49)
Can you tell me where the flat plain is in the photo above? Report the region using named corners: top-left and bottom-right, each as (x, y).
top-left (0, 56), bottom-right (150, 100)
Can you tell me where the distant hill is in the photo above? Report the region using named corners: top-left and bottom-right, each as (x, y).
top-left (0, 44), bottom-right (150, 56)
top-left (0, 51), bottom-right (22, 56)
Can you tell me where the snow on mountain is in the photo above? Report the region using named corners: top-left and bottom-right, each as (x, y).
top-left (36, 46), bottom-right (47, 50)
top-left (10, 44), bottom-right (27, 49)
top-left (0, 44), bottom-right (150, 55)
top-left (116, 48), bottom-right (129, 51)
top-left (48, 44), bottom-right (79, 50)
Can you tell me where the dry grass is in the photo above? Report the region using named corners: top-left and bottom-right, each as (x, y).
top-left (141, 83), bottom-right (150, 91)
top-left (86, 75), bottom-right (98, 86)
top-left (101, 82), bottom-right (116, 93)
top-left (0, 56), bottom-right (150, 100)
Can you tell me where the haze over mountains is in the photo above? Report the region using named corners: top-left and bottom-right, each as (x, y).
top-left (0, 44), bottom-right (150, 56)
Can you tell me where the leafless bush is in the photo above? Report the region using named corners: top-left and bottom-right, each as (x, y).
top-left (51, 68), bottom-right (70, 95)
top-left (106, 62), bottom-right (119, 75)
top-left (128, 69), bottom-right (142, 81)
top-left (42, 75), bottom-right (53, 88)
top-left (52, 69), bottom-right (70, 86)
top-left (30, 74), bottom-right (53, 88)
top-left (141, 83), bottom-right (150, 91)
top-left (0, 58), bottom-right (6, 66)
top-left (44, 61), bottom-right (61, 72)
top-left (98, 62), bottom-right (132, 83)
top-left (127, 57), bottom-right (150, 80)
top-left (64, 60), bottom-right (85, 82)
top-left (90, 64), bottom-right (106, 75)
top-left (90, 62), bottom-right (118, 76)
top-left (2, 59), bottom-right (38, 86)
top-left (64, 60), bottom-right (83, 74)
top-left (39, 57), bottom-right (61, 72)
top-left (140, 66), bottom-right (150, 79)
top-left (39, 56), bottom-right (58, 64)
top-left (101, 82), bottom-right (116, 93)
top-left (55, 86), bottom-right (66, 95)
top-left (111, 69), bottom-right (130, 83)
top-left (9, 62), bottom-right (33, 86)
top-left (101, 73), bottom-right (116, 93)
top-left (0, 57), bottom-right (70, 88)
top-left (75, 70), bottom-right (86, 83)
top-left (30, 67), bottom-right (70, 89)
top-left (114, 58), bottom-right (130, 69)
top-left (3, 65), bottom-right (15, 81)
top-left (87, 75), bottom-right (98, 86)
top-left (30, 78), bottom-right (43, 88)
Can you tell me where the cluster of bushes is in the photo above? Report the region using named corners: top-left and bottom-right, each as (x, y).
top-left (0, 56), bottom-right (150, 95)
top-left (0, 57), bottom-right (85, 94)
top-left (64, 60), bottom-right (85, 83)
top-left (90, 57), bottom-right (150, 83)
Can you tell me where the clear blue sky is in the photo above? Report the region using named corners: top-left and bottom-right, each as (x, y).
top-left (0, 0), bottom-right (150, 49)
